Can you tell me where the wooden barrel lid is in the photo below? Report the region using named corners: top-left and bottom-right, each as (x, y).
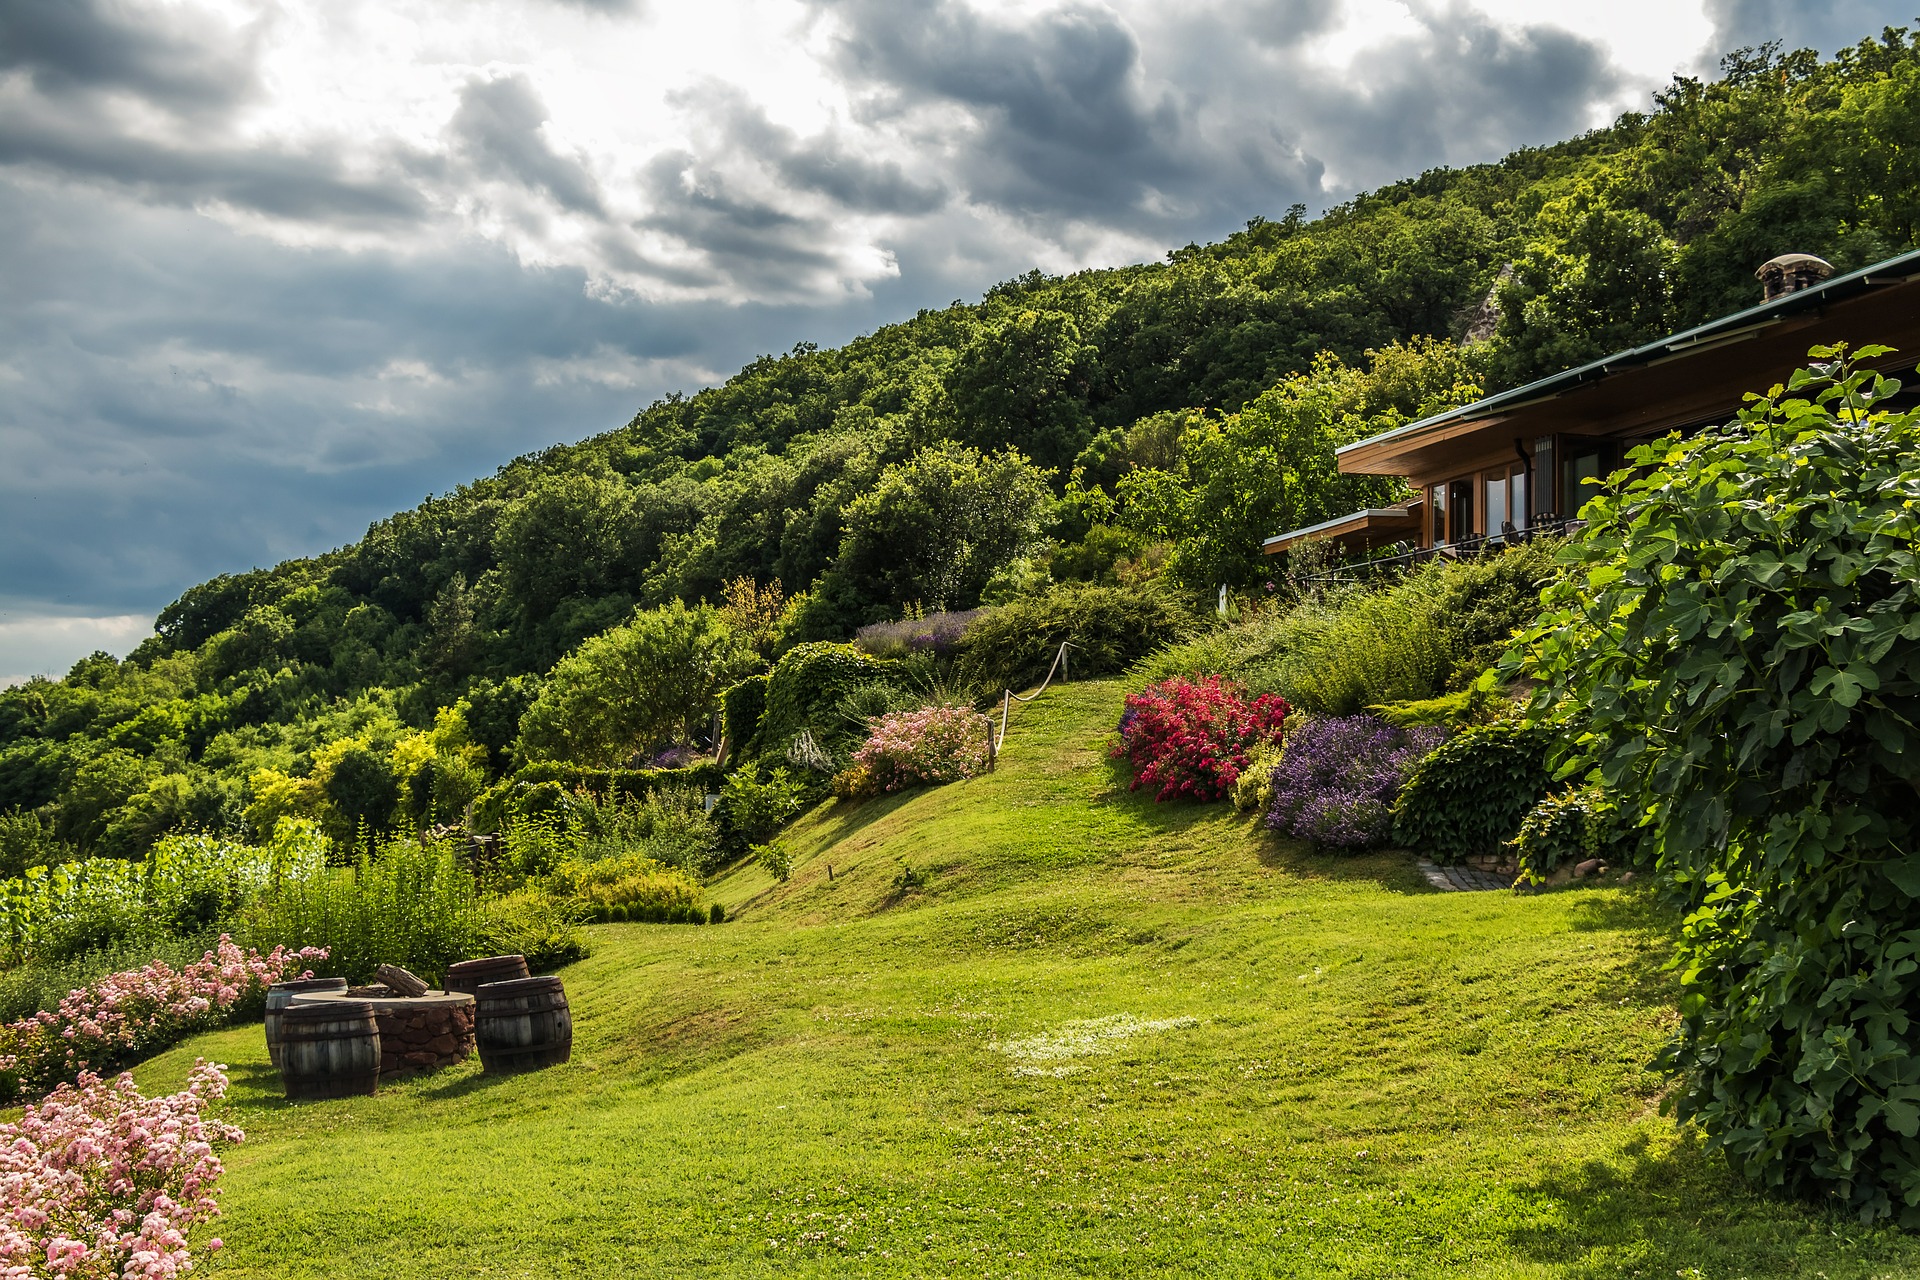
top-left (450, 955), bottom-right (527, 972)
top-left (476, 975), bottom-right (564, 999)
top-left (281, 999), bottom-right (375, 1023)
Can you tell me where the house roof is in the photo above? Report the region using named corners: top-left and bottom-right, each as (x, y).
top-left (1337, 246), bottom-right (1920, 471)
top-left (1261, 506), bottom-right (1421, 554)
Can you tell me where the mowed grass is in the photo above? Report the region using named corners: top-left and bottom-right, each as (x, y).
top-left (142, 681), bottom-right (1920, 1278)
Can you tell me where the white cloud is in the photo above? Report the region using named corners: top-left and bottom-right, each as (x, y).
top-left (0, 612), bottom-right (154, 686)
top-left (1, 0), bottom-right (1907, 682)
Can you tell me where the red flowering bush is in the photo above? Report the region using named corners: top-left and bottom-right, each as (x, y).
top-left (1112, 676), bottom-right (1290, 802)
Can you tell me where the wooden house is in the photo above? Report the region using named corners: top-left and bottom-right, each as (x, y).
top-left (1264, 249), bottom-right (1920, 558)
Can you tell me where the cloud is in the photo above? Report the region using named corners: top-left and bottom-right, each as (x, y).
top-left (0, 611), bottom-right (154, 686)
top-left (1702, 0), bottom-right (1915, 59)
top-left (0, 0), bottom-right (1901, 680)
top-left (0, 0), bottom-right (260, 113)
top-left (451, 73), bottom-right (606, 217)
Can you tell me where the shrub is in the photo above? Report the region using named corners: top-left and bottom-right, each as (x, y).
top-left (547, 852), bottom-right (705, 923)
top-left (753, 842), bottom-right (793, 882)
top-left (718, 767), bottom-right (805, 849)
top-left (474, 888), bottom-right (589, 971)
top-left (0, 936), bottom-right (326, 1098)
top-left (957, 583), bottom-right (1193, 692)
top-left (1506, 349), bottom-right (1920, 1219)
top-left (1391, 722), bottom-right (1554, 864)
top-left (1273, 579), bottom-right (1453, 715)
top-left (239, 834), bottom-right (483, 982)
top-left (1510, 786), bottom-right (1619, 883)
top-left (853, 610), bottom-right (984, 660)
top-left (0, 1060), bottom-right (239, 1276)
top-left (759, 643), bottom-right (886, 754)
top-left (721, 675), bottom-right (769, 758)
top-left (831, 763), bottom-right (879, 803)
top-left (1430, 537), bottom-right (1563, 686)
top-left (1112, 676), bottom-right (1289, 803)
top-left (0, 820), bottom-right (329, 967)
top-left (1267, 716), bottom-right (1446, 851)
top-left (1229, 740), bottom-right (1285, 814)
top-left (708, 902), bottom-right (726, 924)
top-left (852, 705), bottom-right (992, 793)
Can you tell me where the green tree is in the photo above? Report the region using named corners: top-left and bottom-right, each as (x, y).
top-left (946, 309), bottom-right (1097, 474)
top-left (516, 602), bottom-right (755, 766)
top-left (324, 745), bottom-right (400, 852)
top-left (1118, 340), bottom-right (1483, 588)
top-left (828, 443), bottom-right (1053, 615)
top-left (1509, 346), bottom-right (1920, 1222)
top-left (1492, 176), bottom-right (1676, 385)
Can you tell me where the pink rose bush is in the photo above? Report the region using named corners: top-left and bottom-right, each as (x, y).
top-left (0, 937), bottom-right (327, 1099)
top-left (850, 705), bottom-right (992, 793)
top-left (0, 1059), bottom-right (239, 1279)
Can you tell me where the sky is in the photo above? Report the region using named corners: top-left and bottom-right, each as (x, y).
top-left (0, 0), bottom-right (1910, 683)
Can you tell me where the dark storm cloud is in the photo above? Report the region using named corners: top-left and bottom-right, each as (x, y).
top-left (451, 74), bottom-right (607, 217)
top-left (0, 109), bottom-right (429, 223)
top-left (811, 0), bottom-right (1620, 233)
top-left (1703, 0), bottom-right (1916, 59)
top-left (0, 1), bottom-right (425, 226)
top-left (0, 181), bottom-right (875, 622)
top-left (0, 0), bottom-right (258, 112)
top-left (669, 82), bottom-right (947, 215)
top-left (818, 0), bottom-right (1199, 217)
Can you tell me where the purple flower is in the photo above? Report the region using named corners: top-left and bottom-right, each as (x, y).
top-left (1266, 716), bottom-right (1445, 851)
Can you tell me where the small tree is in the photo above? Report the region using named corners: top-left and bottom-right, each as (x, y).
top-left (516, 602), bottom-right (756, 767)
top-left (1510, 345), bottom-right (1920, 1222)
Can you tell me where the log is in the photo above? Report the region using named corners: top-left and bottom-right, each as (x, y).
top-left (375, 964), bottom-right (430, 997)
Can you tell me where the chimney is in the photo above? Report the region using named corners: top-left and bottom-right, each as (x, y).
top-left (1756, 253), bottom-right (1835, 302)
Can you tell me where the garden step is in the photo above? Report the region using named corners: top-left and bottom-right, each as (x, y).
top-left (1415, 859), bottom-right (1515, 892)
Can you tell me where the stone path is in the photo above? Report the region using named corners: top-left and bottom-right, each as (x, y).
top-left (1416, 859), bottom-right (1517, 892)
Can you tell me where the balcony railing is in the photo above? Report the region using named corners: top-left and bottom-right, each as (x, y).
top-left (1284, 513), bottom-right (1585, 589)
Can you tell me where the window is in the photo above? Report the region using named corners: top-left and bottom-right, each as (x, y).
top-left (1447, 479), bottom-right (1474, 542)
top-left (1483, 471), bottom-right (1508, 533)
top-left (1532, 436), bottom-right (1554, 518)
top-left (1429, 483), bottom-right (1448, 545)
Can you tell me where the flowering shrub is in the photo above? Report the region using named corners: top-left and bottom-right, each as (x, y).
top-left (1111, 677), bottom-right (1289, 803)
top-left (0, 936), bottom-right (326, 1099)
top-left (853, 609), bottom-right (984, 659)
top-left (852, 705), bottom-right (992, 793)
top-left (1266, 716), bottom-right (1444, 851)
top-left (0, 1059), bottom-right (239, 1278)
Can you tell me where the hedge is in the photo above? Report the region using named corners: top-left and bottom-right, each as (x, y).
top-left (721, 674), bottom-right (770, 759)
top-left (1390, 722), bottom-right (1554, 863)
top-left (758, 642), bottom-right (885, 754)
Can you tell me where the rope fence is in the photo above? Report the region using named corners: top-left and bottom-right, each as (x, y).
top-left (984, 641), bottom-right (1076, 771)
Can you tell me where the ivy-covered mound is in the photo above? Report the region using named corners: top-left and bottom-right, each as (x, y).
top-left (1511, 347), bottom-right (1920, 1222)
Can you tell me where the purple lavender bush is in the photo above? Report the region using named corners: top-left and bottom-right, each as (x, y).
top-left (853, 609), bottom-right (985, 660)
top-left (1266, 716), bottom-right (1445, 851)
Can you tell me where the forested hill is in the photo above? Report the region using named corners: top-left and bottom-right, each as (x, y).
top-left (5, 32), bottom-right (1920, 861)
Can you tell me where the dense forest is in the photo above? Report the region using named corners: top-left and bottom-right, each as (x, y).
top-left (6, 31), bottom-right (1920, 868)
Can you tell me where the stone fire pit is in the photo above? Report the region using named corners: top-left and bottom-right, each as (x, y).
top-left (292, 990), bottom-right (476, 1080)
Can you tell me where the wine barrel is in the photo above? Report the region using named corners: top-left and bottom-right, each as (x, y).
top-left (265, 977), bottom-right (348, 1069)
top-left (474, 976), bottom-right (572, 1074)
top-left (445, 954), bottom-right (531, 997)
top-left (279, 1000), bottom-right (381, 1099)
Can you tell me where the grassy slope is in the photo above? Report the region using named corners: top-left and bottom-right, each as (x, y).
top-left (144, 681), bottom-right (1920, 1278)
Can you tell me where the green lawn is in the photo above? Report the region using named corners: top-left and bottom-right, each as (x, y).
top-left (144, 681), bottom-right (1920, 1277)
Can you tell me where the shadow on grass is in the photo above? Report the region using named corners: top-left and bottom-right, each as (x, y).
top-left (1499, 1133), bottom-right (1912, 1278)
